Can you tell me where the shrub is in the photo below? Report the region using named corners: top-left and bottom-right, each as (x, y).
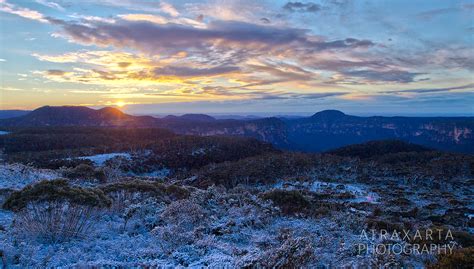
top-left (100, 179), bottom-right (190, 210)
top-left (0, 188), bottom-right (14, 205)
top-left (333, 192), bottom-right (356, 200)
top-left (195, 152), bottom-right (315, 188)
top-left (397, 207), bottom-right (418, 218)
top-left (62, 163), bottom-right (106, 182)
top-left (390, 197), bottom-right (411, 206)
top-left (412, 227), bottom-right (474, 249)
top-left (160, 200), bottom-right (206, 229)
top-left (454, 231), bottom-right (474, 248)
top-left (122, 198), bottom-right (165, 233)
top-left (372, 207), bottom-right (382, 217)
top-left (262, 190), bottom-right (310, 216)
top-left (365, 218), bottom-right (404, 232)
top-left (238, 231), bottom-right (315, 268)
top-left (99, 180), bottom-right (189, 233)
top-left (47, 158), bottom-right (94, 169)
top-left (101, 179), bottom-right (190, 200)
top-left (152, 200), bottom-right (207, 250)
top-left (428, 247), bottom-right (474, 269)
top-left (3, 179), bottom-right (110, 211)
top-left (2, 179), bottom-right (110, 243)
top-left (165, 184), bottom-right (191, 200)
top-left (265, 236), bottom-right (315, 268)
top-left (262, 189), bottom-right (348, 217)
top-left (426, 203), bottom-right (441, 210)
top-left (101, 179), bottom-right (165, 196)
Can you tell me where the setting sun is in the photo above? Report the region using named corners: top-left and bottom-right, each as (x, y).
top-left (115, 101), bottom-right (126, 107)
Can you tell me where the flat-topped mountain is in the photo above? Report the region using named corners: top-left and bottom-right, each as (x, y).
top-left (1, 106), bottom-right (473, 153)
top-left (163, 114), bottom-right (216, 122)
top-left (310, 109), bottom-right (346, 119)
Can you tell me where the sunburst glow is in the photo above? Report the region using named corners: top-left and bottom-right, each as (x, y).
top-left (115, 101), bottom-right (126, 107)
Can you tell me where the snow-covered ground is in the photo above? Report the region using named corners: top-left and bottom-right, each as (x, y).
top-left (0, 163), bottom-right (59, 189)
top-left (0, 162), bottom-right (469, 267)
top-left (73, 153), bottom-right (131, 166)
top-left (0, 186), bottom-right (428, 268)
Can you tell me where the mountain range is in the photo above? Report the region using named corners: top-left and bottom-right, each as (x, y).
top-left (1, 106), bottom-right (473, 153)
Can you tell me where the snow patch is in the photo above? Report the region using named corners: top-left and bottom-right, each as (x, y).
top-left (0, 163), bottom-right (59, 189)
top-left (137, 168), bottom-right (170, 178)
top-left (74, 153), bottom-right (131, 166)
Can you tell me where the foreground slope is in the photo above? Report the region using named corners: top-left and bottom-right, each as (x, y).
top-left (0, 136), bottom-right (472, 267)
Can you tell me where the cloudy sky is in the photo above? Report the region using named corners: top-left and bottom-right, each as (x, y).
top-left (0, 0), bottom-right (473, 115)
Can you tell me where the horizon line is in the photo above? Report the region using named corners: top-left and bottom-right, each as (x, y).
top-left (1, 105), bottom-right (474, 118)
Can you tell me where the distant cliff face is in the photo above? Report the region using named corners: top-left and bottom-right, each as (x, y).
top-left (284, 111), bottom-right (474, 153)
top-left (1, 107), bottom-right (473, 153)
top-left (165, 110), bottom-right (474, 153)
top-left (161, 117), bottom-right (290, 148)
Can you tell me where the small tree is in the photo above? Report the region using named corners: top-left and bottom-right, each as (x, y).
top-left (3, 179), bottom-right (110, 243)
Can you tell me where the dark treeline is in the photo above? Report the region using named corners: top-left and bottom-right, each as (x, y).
top-left (0, 127), bottom-right (175, 153)
top-left (0, 127), bottom-right (277, 171)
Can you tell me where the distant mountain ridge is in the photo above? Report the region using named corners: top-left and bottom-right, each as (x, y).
top-left (0, 110), bottom-right (30, 119)
top-left (1, 106), bottom-right (473, 153)
top-left (0, 106), bottom-right (156, 127)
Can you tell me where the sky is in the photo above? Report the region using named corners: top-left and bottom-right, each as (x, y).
top-left (0, 0), bottom-right (473, 116)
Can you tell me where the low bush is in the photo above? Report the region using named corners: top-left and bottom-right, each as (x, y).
top-left (265, 236), bottom-right (315, 268)
top-left (425, 203), bottom-right (441, 210)
top-left (389, 197), bottom-right (411, 206)
top-left (152, 200), bottom-right (207, 250)
top-left (2, 179), bottom-right (110, 242)
top-left (195, 152), bottom-right (316, 188)
top-left (62, 163), bottom-right (106, 182)
top-left (411, 226), bottom-right (474, 248)
top-left (238, 231), bottom-right (315, 268)
top-left (3, 179), bottom-right (110, 211)
top-left (262, 190), bottom-right (310, 216)
top-left (365, 217), bottom-right (405, 232)
top-left (101, 179), bottom-right (190, 200)
top-left (428, 247), bottom-right (474, 269)
top-left (122, 198), bottom-right (165, 233)
top-left (100, 179), bottom-right (190, 210)
top-left (454, 231), bottom-right (474, 248)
